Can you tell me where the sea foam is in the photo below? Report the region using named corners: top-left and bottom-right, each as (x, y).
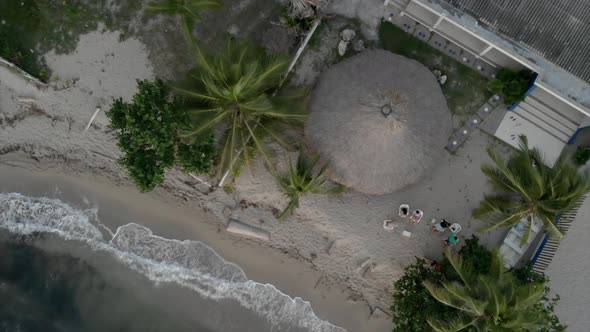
top-left (0, 193), bottom-right (345, 332)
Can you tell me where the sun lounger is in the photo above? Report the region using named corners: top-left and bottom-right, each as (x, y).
top-left (410, 209), bottom-right (423, 223)
top-left (383, 220), bottom-right (396, 230)
top-left (398, 204), bottom-right (410, 218)
top-left (450, 223), bottom-right (462, 233)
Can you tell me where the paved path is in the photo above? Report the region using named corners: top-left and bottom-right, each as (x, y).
top-left (545, 196), bottom-right (590, 331)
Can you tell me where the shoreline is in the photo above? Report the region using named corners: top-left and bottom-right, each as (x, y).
top-left (0, 162), bottom-right (391, 332)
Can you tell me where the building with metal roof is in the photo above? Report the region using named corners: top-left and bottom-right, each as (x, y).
top-left (444, 0), bottom-right (590, 84)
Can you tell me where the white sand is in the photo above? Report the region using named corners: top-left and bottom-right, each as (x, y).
top-left (0, 27), bottom-right (507, 331)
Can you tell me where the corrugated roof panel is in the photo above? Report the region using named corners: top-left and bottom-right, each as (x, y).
top-left (443, 0), bottom-right (590, 83)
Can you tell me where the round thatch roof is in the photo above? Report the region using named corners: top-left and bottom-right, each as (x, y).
top-left (305, 49), bottom-right (452, 195)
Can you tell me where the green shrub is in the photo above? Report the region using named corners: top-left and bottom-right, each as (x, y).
top-left (223, 184), bottom-right (234, 193)
top-left (440, 235), bottom-right (492, 277)
top-left (107, 79), bottom-right (216, 192)
top-left (574, 146), bottom-right (590, 166)
top-left (176, 137), bottom-right (216, 174)
top-left (488, 68), bottom-right (535, 105)
top-left (390, 259), bottom-right (456, 332)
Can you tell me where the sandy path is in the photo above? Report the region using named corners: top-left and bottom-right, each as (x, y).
top-left (545, 196), bottom-right (590, 332)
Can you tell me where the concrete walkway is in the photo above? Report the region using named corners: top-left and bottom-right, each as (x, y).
top-left (545, 196), bottom-right (590, 332)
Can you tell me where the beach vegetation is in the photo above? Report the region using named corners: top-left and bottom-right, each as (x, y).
top-left (0, 0), bottom-right (145, 82)
top-left (474, 135), bottom-right (590, 243)
top-left (107, 79), bottom-right (215, 192)
top-left (573, 145), bottom-right (590, 166)
top-left (425, 249), bottom-right (546, 331)
top-left (223, 184), bottom-right (234, 193)
top-left (391, 236), bottom-right (565, 332)
top-left (145, 0), bottom-right (223, 41)
top-left (177, 38), bottom-right (306, 177)
top-left (390, 258), bottom-right (455, 332)
top-left (488, 68), bottom-right (535, 105)
top-left (275, 153), bottom-right (345, 218)
top-left (378, 21), bottom-right (491, 117)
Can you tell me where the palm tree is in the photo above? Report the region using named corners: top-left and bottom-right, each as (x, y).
top-left (474, 135), bottom-right (590, 243)
top-left (145, 0), bottom-right (222, 41)
top-left (275, 153), bottom-right (345, 218)
top-left (424, 250), bottom-right (546, 332)
top-left (177, 38), bottom-right (306, 177)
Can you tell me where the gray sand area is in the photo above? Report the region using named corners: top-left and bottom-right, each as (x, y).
top-left (0, 27), bottom-right (508, 331)
top-left (1, 0), bottom-right (587, 330)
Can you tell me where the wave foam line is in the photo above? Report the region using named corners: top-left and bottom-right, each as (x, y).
top-left (0, 193), bottom-right (345, 332)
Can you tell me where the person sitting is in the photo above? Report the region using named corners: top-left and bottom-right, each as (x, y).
top-left (398, 204), bottom-right (410, 218)
top-left (410, 209), bottom-right (423, 223)
top-left (444, 234), bottom-right (459, 246)
top-left (432, 219), bottom-right (451, 232)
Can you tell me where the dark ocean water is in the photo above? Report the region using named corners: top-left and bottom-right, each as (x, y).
top-left (0, 193), bottom-right (344, 332)
top-left (0, 236), bottom-right (204, 332)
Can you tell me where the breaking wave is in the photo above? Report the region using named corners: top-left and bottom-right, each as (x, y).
top-left (0, 193), bottom-right (345, 332)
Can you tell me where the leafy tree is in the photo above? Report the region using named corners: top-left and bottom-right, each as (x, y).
top-left (177, 38), bottom-right (306, 177)
top-left (176, 138), bottom-right (215, 173)
top-left (441, 236), bottom-right (492, 279)
top-left (107, 79), bottom-right (215, 192)
top-left (574, 145), bottom-right (590, 166)
top-left (145, 0), bottom-right (223, 41)
top-left (391, 259), bottom-right (456, 332)
top-left (391, 237), bottom-right (565, 332)
top-left (474, 135), bottom-right (590, 243)
top-left (425, 249), bottom-right (546, 331)
top-left (275, 153), bottom-right (345, 218)
top-left (488, 68), bottom-right (535, 105)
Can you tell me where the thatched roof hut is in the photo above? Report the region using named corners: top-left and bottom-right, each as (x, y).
top-left (305, 49), bottom-right (452, 194)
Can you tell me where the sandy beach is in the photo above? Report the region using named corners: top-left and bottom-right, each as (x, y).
top-left (0, 1), bottom-right (513, 330)
top-left (0, 163), bottom-right (389, 332)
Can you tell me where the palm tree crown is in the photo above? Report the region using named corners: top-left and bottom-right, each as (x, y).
top-left (178, 39), bottom-right (305, 176)
top-left (146, 0), bottom-right (222, 40)
top-left (474, 135), bottom-right (590, 243)
top-left (425, 250), bottom-right (546, 332)
top-left (276, 153), bottom-right (345, 218)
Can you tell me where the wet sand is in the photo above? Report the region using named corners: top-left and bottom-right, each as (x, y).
top-left (0, 163), bottom-right (391, 332)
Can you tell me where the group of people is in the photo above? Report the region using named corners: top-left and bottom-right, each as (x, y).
top-left (390, 205), bottom-right (461, 246)
top-left (398, 204), bottom-right (423, 223)
top-left (431, 218), bottom-right (460, 246)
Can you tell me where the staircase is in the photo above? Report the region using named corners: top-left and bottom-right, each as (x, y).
top-left (512, 94), bottom-right (582, 145)
top-left (532, 205), bottom-right (582, 274)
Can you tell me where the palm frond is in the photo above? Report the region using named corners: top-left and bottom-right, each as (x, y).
top-left (427, 313), bottom-right (479, 332)
top-left (275, 153), bottom-right (344, 219)
top-left (443, 249), bottom-right (477, 287)
top-left (179, 38), bottom-right (304, 177)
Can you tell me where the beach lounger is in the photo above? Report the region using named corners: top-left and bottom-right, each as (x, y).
top-left (383, 220), bottom-right (396, 230)
top-left (410, 209), bottom-right (423, 223)
top-left (398, 204), bottom-right (410, 218)
top-left (450, 223), bottom-right (462, 233)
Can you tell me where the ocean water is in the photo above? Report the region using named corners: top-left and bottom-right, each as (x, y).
top-left (0, 193), bottom-right (344, 332)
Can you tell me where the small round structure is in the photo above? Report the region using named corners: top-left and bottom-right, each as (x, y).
top-left (305, 49), bottom-right (452, 194)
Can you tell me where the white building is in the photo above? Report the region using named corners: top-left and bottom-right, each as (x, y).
top-left (385, 0), bottom-right (590, 166)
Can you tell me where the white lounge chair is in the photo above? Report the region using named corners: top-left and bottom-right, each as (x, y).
top-left (383, 220), bottom-right (396, 230)
top-left (410, 209), bottom-right (423, 223)
top-left (398, 204), bottom-right (410, 218)
top-left (450, 223), bottom-right (462, 233)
